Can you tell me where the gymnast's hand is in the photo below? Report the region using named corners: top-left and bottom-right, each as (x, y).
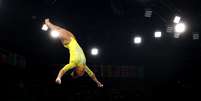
top-left (55, 77), bottom-right (61, 84)
top-left (97, 81), bottom-right (104, 88)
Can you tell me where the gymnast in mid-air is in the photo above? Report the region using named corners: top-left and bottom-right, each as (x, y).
top-left (44, 18), bottom-right (103, 87)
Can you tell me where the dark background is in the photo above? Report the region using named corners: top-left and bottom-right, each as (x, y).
top-left (1, 0), bottom-right (197, 100)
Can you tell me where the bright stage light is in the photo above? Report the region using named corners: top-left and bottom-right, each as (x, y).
top-left (144, 9), bottom-right (152, 18)
top-left (91, 48), bottom-right (99, 56)
top-left (42, 24), bottom-right (48, 31)
top-left (175, 23), bottom-right (186, 33)
top-left (154, 31), bottom-right (162, 38)
top-left (134, 36), bottom-right (142, 44)
top-left (193, 32), bottom-right (199, 40)
top-left (173, 16), bottom-right (181, 24)
top-left (50, 30), bottom-right (60, 38)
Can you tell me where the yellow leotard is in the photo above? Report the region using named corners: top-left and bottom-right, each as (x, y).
top-left (62, 37), bottom-right (94, 77)
top-left (64, 37), bottom-right (86, 65)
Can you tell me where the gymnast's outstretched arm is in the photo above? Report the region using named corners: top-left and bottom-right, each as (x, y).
top-left (85, 65), bottom-right (103, 88)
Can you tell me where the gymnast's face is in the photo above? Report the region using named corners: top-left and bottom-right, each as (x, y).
top-left (75, 66), bottom-right (85, 76)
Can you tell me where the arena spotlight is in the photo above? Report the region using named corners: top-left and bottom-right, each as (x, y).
top-left (174, 33), bottom-right (180, 38)
top-left (192, 32), bottom-right (199, 40)
top-left (50, 30), bottom-right (60, 38)
top-left (91, 47), bottom-right (99, 56)
top-left (134, 36), bottom-right (142, 44)
top-left (173, 16), bottom-right (181, 24)
top-left (174, 23), bottom-right (186, 33)
top-left (144, 9), bottom-right (152, 18)
top-left (42, 24), bottom-right (48, 31)
top-left (154, 31), bottom-right (162, 38)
